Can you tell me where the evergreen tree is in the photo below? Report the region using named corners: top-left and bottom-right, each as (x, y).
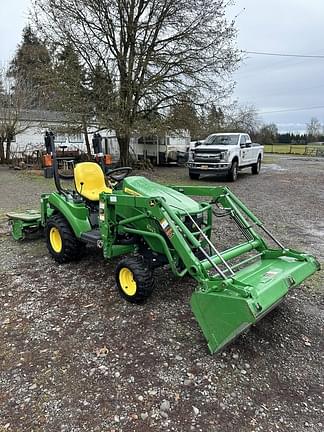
top-left (50, 44), bottom-right (93, 156)
top-left (167, 100), bottom-right (203, 140)
top-left (9, 26), bottom-right (51, 108)
top-left (206, 105), bottom-right (224, 134)
top-left (53, 44), bottom-right (89, 112)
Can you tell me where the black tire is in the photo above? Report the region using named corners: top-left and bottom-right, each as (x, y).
top-left (252, 156), bottom-right (261, 175)
top-left (189, 171), bottom-right (200, 180)
top-left (115, 256), bottom-right (154, 304)
top-left (46, 214), bottom-right (85, 263)
top-left (228, 160), bottom-right (238, 182)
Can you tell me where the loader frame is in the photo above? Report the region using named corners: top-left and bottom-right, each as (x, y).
top-left (97, 184), bottom-right (319, 353)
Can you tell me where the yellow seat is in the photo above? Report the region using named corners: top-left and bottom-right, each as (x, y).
top-left (74, 162), bottom-right (112, 201)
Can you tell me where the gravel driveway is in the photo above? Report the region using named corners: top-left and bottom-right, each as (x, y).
top-left (0, 155), bottom-right (323, 432)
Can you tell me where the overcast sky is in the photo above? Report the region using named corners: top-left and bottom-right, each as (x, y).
top-left (228, 0), bottom-right (324, 132)
top-left (0, 0), bottom-right (30, 63)
top-left (1, 0), bottom-right (324, 133)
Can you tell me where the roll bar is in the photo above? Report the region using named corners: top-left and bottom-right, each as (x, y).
top-left (45, 131), bottom-right (71, 196)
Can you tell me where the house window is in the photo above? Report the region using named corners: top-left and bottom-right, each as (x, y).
top-left (55, 133), bottom-right (67, 143)
top-left (69, 133), bottom-right (83, 143)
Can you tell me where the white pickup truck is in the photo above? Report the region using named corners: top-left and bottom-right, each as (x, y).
top-left (187, 133), bottom-right (264, 181)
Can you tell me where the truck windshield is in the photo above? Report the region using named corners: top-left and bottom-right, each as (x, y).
top-left (205, 135), bottom-right (239, 145)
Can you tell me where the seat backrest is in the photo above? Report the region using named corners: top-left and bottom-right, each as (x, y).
top-left (74, 162), bottom-right (111, 201)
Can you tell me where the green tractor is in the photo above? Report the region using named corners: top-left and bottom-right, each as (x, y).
top-left (7, 134), bottom-right (320, 354)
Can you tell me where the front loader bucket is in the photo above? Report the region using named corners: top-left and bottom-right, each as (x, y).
top-left (191, 252), bottom-right (320, 354)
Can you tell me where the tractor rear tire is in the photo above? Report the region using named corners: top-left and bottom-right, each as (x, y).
top-left (115, 256), bottom-right (154, 304)
top-left (252, 157), bottom-right (261, 175)
top-left (46, 214), bottom-right (84, 264)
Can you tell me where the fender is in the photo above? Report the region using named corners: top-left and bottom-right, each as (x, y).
top-left (229, 151), bottom-right (240, 166)
top-left (47, 192), bottom-right (91, 238)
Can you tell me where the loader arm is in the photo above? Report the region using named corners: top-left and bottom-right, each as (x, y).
top-left (100, 185), bottom-right (319, 354)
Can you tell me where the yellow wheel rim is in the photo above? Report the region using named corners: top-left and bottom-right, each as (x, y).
top-left (119, 267), bottom-right (137, 296)
top-left (50, 227), bottom-right (62, 253)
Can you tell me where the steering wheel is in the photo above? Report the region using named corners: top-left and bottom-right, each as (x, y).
top-left (106, 166), bottom-right (133, 183)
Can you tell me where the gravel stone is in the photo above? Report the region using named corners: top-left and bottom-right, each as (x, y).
top-left (192, 406), bottom-right (199, 416)
top-left (160, 400), bottom-right (171, 412)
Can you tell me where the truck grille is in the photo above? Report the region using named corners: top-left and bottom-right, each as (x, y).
top-left (194, 152), bottom-right (221, 163)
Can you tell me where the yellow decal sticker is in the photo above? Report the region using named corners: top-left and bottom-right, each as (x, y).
top-left (124, 187), bottom-right (141, 196)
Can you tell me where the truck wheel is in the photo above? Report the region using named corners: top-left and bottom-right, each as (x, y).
top-left (46, 214), bottom-right (84, 263)
top-left (115, 256), bottom-right (154, 304)
top-left (252, 157), bottom-right (261, 175)
top-left (189, 171), bottom-right (200, 180)
top-left (228, 160), bottom-right (238, 182)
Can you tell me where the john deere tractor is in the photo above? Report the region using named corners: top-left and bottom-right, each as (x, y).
top-left (7, 134), bottom-right (320, 354)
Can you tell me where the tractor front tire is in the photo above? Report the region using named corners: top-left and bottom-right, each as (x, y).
top-left (115, 256), bottom-right (154, 304)
top-left (46, 214), bottom-right (84, 264)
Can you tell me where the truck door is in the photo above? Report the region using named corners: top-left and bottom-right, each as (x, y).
top-left (239, 135), bottom-right (250, 166)
top-left (241, 135), bottom-right (254, 165)
top-left (246, 135), bottom-right (259, 163)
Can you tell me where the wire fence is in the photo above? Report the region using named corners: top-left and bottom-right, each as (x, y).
top-left (264, 144), bottom-right (324, 157)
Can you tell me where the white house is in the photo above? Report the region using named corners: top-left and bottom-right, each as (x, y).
top-left (3, 109), bottom-right (190, 164)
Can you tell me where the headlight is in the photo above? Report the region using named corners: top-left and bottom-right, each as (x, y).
top-left (220, 151), bottom-right (228, 161)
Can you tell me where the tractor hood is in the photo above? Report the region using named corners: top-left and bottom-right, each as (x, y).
top-left (122, 176), bottom-right (201, 213)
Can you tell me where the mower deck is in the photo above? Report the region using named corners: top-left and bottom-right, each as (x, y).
top-left (7, 210), bottom-right (42, 241)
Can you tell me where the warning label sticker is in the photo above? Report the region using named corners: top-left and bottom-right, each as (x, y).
top-left (160, 218), bottom-right (174, 238)
top-left (160, 218), bottom-right (169, 229)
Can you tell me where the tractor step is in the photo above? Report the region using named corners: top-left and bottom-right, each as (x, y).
top-left (80, 229), bottom-right (101, 245)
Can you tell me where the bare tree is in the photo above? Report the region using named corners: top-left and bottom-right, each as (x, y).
top-left (255, 123), bottom-right (278, 145)
top-left (224, 104), bottom-right (260, 135)
top-left (306, 117), bottom-right (322, 141)
top-left (0, 69), bottom-right (32, 164)
top-left (33, 0), bottom-right (239, 164)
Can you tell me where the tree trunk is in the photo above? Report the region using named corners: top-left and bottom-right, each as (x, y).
top-left (117, 133), bottom-right (130, 166)
top-left (82, 118), bottom-right (91, 159)
top-left (5, 139), bottom-right (12, 164)
top-left (0, 138), bottom-right (5, 164)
